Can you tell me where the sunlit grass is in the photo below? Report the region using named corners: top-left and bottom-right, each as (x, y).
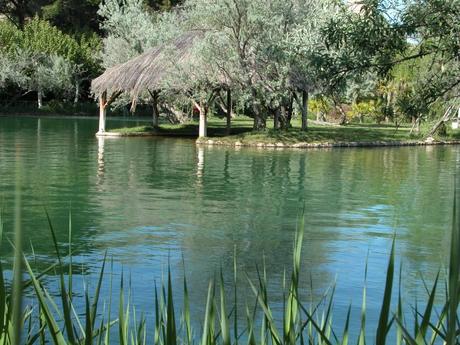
top-left (109, 116), bottom-right (460, 143)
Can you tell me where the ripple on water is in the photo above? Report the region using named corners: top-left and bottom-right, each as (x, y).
top-left (0, 116), bottom-right (457, 342)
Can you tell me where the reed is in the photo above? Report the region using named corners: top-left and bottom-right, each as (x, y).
top-left (0, 195), bottom-right (459, 345)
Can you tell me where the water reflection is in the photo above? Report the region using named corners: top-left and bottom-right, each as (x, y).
top-left (0, 116), bottom-right (458, 341)
top-left (97, 136), bottom-right (105, 183)
top-left (196, 145), bottom-right (204, 184)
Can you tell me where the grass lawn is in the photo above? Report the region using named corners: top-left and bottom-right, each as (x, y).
top-left (109, 115), bottom-right (460, 145)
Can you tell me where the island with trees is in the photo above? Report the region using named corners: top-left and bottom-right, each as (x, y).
top-left (1, 0), bottom-right (460, 147)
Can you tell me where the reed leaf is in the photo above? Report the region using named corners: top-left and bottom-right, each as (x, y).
top-left (447, 179), bottom-right (460, 345)
top-left (166, 267), bottom-right (177, 345)
top-left (23, 254), bottom-right (67, 345)
top-left (219, 270), bottom-right (230, 345)
top-left (375, 238), bottom-right (395, 345)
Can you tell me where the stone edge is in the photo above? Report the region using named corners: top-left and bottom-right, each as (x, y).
top-left (96, 131), bottom-right (156, 137)
top-left (196, 138), bottom-right (460, 149)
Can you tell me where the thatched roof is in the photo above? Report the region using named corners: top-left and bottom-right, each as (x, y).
top-left (91, 31), bottom-right (207, 98)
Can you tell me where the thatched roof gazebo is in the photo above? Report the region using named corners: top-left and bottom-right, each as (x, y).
top-left (91, 30), bottom-right (233, 138)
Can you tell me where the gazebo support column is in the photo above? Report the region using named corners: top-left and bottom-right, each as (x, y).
top-left (98, 91), bottom-right (107, 135)
top-left (226, 89), bottom-right (232, 135)
top-left (96, 91), bottom-right (121, 136)
top-left (199, 101), bottom-right (207, 138)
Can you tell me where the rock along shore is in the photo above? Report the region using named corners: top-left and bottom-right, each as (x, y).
top-left (195, 137), bottom-right (460, 149)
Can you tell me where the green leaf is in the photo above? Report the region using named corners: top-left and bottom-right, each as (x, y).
top-left (376, 238), bottom-right (395, 345)
top-left (23, 255), bottom-right (67, 345)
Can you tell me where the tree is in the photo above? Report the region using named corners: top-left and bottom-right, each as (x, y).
top-left (0, 0), bottom-right (183, 33)
top-left (0, 0), bottom-right (34, 28)
top-left (323, 0), bottom-right (460, 122)
top-left (98, 0), bottom-right (182, 67)
top-left (0, 18), bottom-right (98, 107)
top-left (182, 0), bottom-right (339, 130)
top-left (40, 0), bottom-right (101, 33)
top-left (0, 52), bottom-right (28, 89)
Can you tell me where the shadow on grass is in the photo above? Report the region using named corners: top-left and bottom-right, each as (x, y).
top-left (223, 125), bottom-right (419, 144)
top-left (111, 121), bottom-right (254, 137)
top-left (110, 119), bottom-right (428, 143)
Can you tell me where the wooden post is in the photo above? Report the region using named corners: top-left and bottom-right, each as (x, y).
top-left (301, 90), bottom-right (308, 131)
top-left (226, 89), bottom-right (232, 135)
top-left (98, 91), bottom-right (107, 135)
top-left (199, 100), bottom-right (207, 138)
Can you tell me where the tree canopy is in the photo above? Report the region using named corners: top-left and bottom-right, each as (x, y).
top-left (1, 0), bottom-right (459, 131)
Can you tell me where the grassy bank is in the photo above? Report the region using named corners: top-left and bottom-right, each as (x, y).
top-left (108, 116), bottom-right (460, 146)
top-left (107, 117), bottom-right (253, 137)
top-left (4, 105), bottom-right (459, 146)
top-left (1, 193), bottom-right (460, 344)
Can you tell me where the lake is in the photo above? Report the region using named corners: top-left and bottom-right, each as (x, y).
top-left (0, 115), bottom-right (456, 342)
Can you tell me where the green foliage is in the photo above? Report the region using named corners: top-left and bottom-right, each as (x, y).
top-left (2, 0), bottom-right (460, 128)
top-left (21, 17), bottom-right (80, 61)
top-left (321, 1), bottom-right (406, 90)
top-left (348, 100), bottom-right (378, 123)
top-left (322, 0), bottom-right (460, 125)
top-left (0, 17), bottom-right (102, 106)
top-left (41, 0), bottom-right (101, 33)
top-left (0, 21), bottom-right (22, 53)
top-left (98, 0), bottom-right (182, 67)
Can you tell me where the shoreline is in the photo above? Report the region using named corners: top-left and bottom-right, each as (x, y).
top-left (96, 130), bottom-right (460, 149)
top-left (196, 137), bottom-right (460, 149)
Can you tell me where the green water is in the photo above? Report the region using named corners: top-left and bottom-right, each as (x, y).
top-left (0, 116), bottom-right (456, 339)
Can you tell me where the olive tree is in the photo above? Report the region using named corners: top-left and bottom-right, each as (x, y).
top-left (98, 0), bottom-right (183, 67)
top-left (0, 18), bottom-right (94, 108)
top-left (98, 0), bottom-right (185, 118)
top-left (182, 0), bottom-right (339, 130)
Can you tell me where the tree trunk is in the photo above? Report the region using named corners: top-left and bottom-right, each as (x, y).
top-left (274, 108), bottom-right (280, 129)
top-left (279, 104), bottom-right (288, 129)
top-left (199, 100), bottom-right (207, 138)
top-left (337, 105), bottom-right (347, 125)
top-left (37, 89), bottom-right (43, 109)
top-left (226, 89), bottom-right (232, 135)
top-left (162, 103), bottom-right (188, 124)
top-left (152, 104), bottom-right (159, 128)
top-left (74, 81), bottom-right (80, 105)
top-left (151, 91), bottom-right (159, 127)
top-left (301, 90), bottom-right (308, 131)
top-left (286, 95), bottom-right (293, 128)
top-left (251, 88), bottom-right (266, 130)
top-left (253, 115), bottom-right (266, 130)
top-left (426, 105), bottom-right (454, 137)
